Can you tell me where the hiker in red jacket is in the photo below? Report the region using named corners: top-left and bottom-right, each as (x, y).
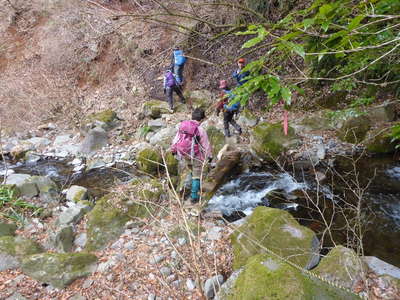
top-left (171, 108), bottom-right (212, 203)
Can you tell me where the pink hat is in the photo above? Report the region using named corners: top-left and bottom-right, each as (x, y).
top-left (219, 80), bottom-right (228, 89)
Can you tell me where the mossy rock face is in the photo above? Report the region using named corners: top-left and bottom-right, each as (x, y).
top-left (186, 90), bottom-right (213, 109)
top-left (29, 176), bottom-right (59, 203)
top-left (85, 196), bottom-right (130, 252)
top-left (206, 126), bottom-right (225, 157)
top-left (86, 109), bottom-right (117, 126)
top-left (365, 125), bottom-right (398, 154)
top-left (250, 122), bottom-right (300, 161)
top-left (313, 246), bottom-right (368, 290)
top-left (143, 100), bottom-right (171, 119)
top-left (367, 102), bottom-right (396, 123)
top-left (216, 254), bottom-right (359, 300)
top-left (86, 180), bottom-right (163, 251)
top-left (0, 236), bottom-right (44, 258)
top-left (337, 115), bottom-right (371, 144)
top-left (165, 152), bottom-right (178, 176)
top-left (136, 147), bottom-right (163, 175)
top-left (298, 110), bottom-right (334, 132)
top-left (22, 253), bottom-right (97, 289)
top-left (0, 222), bottom-right (17, 237)
top-left (231, 207), bottom-right (319, 270)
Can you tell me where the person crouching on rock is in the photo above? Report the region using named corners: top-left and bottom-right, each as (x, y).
top-left (163, 67), bottom-right (186, 112)
top-left (171, 108), bottom-right (212, 203)
top-left (216, 80), bottom-right (242, 137)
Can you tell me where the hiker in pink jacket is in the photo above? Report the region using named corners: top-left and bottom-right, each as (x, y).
top-left (171, 108), bottom-right (212, 203)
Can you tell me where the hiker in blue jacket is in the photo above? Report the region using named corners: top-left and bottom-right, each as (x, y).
top-left (171, 48), bottom-right (187, 86)
top-left (164, 68), bottom-right (185, 112)
top-left (217, 80), bottom-right (242, 137)
top-left (232, 58), bottom-right (250, 86)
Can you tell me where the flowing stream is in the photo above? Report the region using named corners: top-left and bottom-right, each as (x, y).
top-left (208, 154), bottom-right (400, 267)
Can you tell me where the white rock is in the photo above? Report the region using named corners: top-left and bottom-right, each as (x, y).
top-left (186, 279), bottom-right (196, 290)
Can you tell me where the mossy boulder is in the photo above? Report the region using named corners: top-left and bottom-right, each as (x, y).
top-left (365, 125), bottom-right (398, 154)
top-left (216, 254), bottom-right (359, 300)
top-left (0, 236), bottom-right (44, 258)
top-left (143, 100), bottom-right (171, 119)
top-left (22, 253), bottom-right (97, 289)
top-left (66, 185), bottom-right (88, 202)
top-left (28, 176), bottom-right (59, 203)
top-left (85, 109), bottom-right (117, 130)
top-left (0, 222), bottom-right (17, 237)
top-left (165, 152), bottom-right (178, 176)
top-left (231, 207), bottom-right (319, 270)
top-left (86, 180), bottom-right (163, 251)
top-left (85, 196), bottom-right (130, 251)
top-left (168, 221), bottom-right (205, 240)
top-left (367, 102), bottom-right (396, 123)
top-left (313, 246), bottom-right (368, 290)
top-left (136, 147), bottom-right (163, 175)
top-left (148, 126), bottom-right (178, 149)
top-left (337, 115), bottom-right (371, 144)
top-left (186, 90), bottom-right (214, 109)
top-left (206, 126), bottom-right (225, 157)
top-left (250, 122), bottom-right (300, 161)
top-left (297, 110), bottom-right (334, 132)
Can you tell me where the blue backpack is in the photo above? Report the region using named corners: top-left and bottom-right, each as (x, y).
top-left (165, 71), bottom-right (176, 87)
top-left (173, 50), bottom-right (187, 66)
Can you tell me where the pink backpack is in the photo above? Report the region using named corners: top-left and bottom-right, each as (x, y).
top-left (172, 120), bottom-right (200, 158)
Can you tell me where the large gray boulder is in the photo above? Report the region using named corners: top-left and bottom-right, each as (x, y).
top-left (231, 207), bottom-right (320, 270)
top-left (51, 226), bottom-right (75, 253)
top-left (237, 108), bottom-right (259, 128)
top-left (79, 127), bottom-right (108, 155)
top-left (22, 253), bottom-right (97, 289)
top-left (5, 174), bottom-right (38, 198)
top-left (56, 202), bottom-right (91, 226)
top-left (149, 126), bottom-right (177, 149)
top-left (363, 256), bottom-right (400, 280)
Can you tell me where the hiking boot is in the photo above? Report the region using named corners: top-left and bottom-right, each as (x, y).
top-left (237, 127), bottom-right (242, 135)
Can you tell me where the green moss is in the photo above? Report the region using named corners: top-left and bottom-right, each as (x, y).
top-left (232, 255), bottom-right (305, 300)
top-left (251, 122), bottom-right (298, 161)
top-left (365, 126), bottom-right (397, 153)
top-left (337, 115), bottom-right (371, 144)
top-left (136, 148), bottom-right (162, 175)
top-left (0, 236), bottom-right (43, 257)
top-left (72, 189), bottom-right (87, 202)
top-left (221, 254), bottom-right (359, 300)
top-left (165, 152), bottom-right (178, 176)
top-left (88, 109), bottom-right (117, 124)
top-left (230, 207), bottom-right (317, 270)
top-left (0, 222), bottom-right (17, 237)
top-left (143, 100), bottom-right (170, 118)
top-left (206, 126), bottom-right (225, 157)
top-left (21, 253), bottom-right (97, 289)
top-left (85, 196), bottom-right (130, 251)
top-left (313, 246), bottom-right (368, 289)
